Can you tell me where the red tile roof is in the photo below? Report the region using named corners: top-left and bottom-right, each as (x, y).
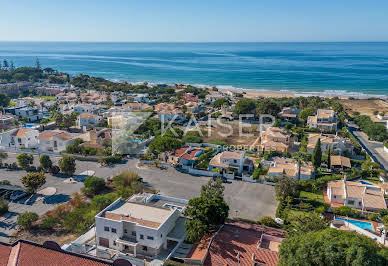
top-left (0, 240), bottom-right (111, 266)
top-left (181, 149), bottom-right (202, 160)
top-left (203, 221), bottom-right (285, 266)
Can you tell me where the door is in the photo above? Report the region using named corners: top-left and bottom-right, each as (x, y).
top-left (99, 237), bottom-right (109, 248)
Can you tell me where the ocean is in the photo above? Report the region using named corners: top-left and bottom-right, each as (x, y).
top-left (0, 42), bottom-right (387, 97)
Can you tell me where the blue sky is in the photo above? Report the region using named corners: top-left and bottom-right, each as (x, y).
top-left (1, 0), bottom-right (387, 42)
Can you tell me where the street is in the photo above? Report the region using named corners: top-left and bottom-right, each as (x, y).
top-left (347, 123), bottom-right (388, 171)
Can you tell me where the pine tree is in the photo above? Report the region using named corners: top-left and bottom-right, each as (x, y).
top-left (3, 60), bottom-right (9, 70)
top-left (327, 148), bottom-right (331, 169)
top-left (35, 58), bottom-right (41, 69)
top-left (312, 138), bottom-right (322, 170)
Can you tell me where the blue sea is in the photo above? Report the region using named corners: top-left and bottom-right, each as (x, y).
top-left (0, 42), bottom-right (387, 97)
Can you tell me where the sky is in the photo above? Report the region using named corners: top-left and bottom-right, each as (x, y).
top-left (1, 0), bottom-right (388, 42)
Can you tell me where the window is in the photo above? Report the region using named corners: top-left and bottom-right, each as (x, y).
top-left (147, 236), bottom-right (154, 240)
top-left (333, 195), bottom-right (336, 199)
top-left (140, 234), bottom-right (144, 240)
top-left (142, 246), bottom-right (148, 251)
top-left (124, 229), bottom-right (128, 234)
top-left (111, 228), bottom-right (117, 233)
top-left (113, 241), bottom-right (116, 246)
top-left (348, 200), bottom-right (355, 205)
top-left (104, 226), bottom-right (109, 232)
top-left (132, 231), bottom-right (136, 237)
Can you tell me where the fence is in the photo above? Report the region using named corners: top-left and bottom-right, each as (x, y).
top-left (188, 168), bottom-right (220, 177)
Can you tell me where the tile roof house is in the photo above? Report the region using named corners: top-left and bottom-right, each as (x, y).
top-left (259, 127), bottom-right (293, 153)
top-left (327, 179), bottom-right (387, 211)
top-left (0, 128), bottom-right (39, 149)
top-left (185, 221), bottom-right (285, 266)
top-left (162, 146), bottom-right (203, 166)
top-left (307, 133), bottom-right (353, 155)
top-left (208, 151), bottom-right (253, 176)
top-left (307, 109), bottom-right (337, 131)
top-left (155, 103), bottom-right (185, 123)
top-left (38, 130), bottom-right (76, 152)
top-left (330, 155), bottom-right (351, 170)
top-left (268, 157), bottom-right (314, 180)
top-left (278, 107), bottom-right (301, 123)
top-left (183, 92), bottom-right (199, 103)
top-left (0, 239), bottom-right (111, 266)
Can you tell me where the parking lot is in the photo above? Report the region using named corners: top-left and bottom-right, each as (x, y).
top-left (0, 152), bottom-right (278, 242)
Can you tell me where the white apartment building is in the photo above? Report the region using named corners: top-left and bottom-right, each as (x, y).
top-left (208, 150), bottom-right (254, 175)
top-left (95, 193), bottom-right (187, 259)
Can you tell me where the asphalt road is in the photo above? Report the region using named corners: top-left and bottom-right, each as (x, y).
top-left (0, 153), bottom-right (277, 242)
top-left (347, 124), bottom-right (388, 172)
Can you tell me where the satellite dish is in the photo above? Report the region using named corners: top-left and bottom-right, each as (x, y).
top-left (113, 259), bottom-right (133, 266)
top-left (42, 241), bottom-right (62, 251)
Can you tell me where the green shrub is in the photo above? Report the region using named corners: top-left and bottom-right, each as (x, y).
top-left (0, 198), bottom-right (8, 215)
top-left (368, 213), bottom-right (379, 222)
top-left (40, 216), bottom-right (58, 229)
top-left (18, 212), bottom-right (39, 229)
top-left (82, 176), bottom-right (106, 196)
top-left (257, 216), bottom-right (280, 228)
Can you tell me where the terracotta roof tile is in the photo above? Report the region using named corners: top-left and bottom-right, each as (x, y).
top-left (0, 240), bottom-right (111, 266)
top-left (203, 221), bottom-right (285, 266)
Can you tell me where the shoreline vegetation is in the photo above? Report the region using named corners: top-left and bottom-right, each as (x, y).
top-left (1, 58), bottom-right (388, 100)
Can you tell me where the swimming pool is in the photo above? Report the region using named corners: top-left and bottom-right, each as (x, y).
top-left (23, 124), bottom-right (38, 128)
top-left (336, 217), bottom-right (374, 231)
top-left (359, 180), bottom-right (374, 186)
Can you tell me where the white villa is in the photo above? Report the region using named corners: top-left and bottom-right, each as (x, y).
top-left (95, 193), bottom-right (187, 259)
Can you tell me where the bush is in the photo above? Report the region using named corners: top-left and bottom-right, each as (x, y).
top-left (0, 198), bottom-right (8, 215)
top-left (18, 212), bottom-right (39, 229)
top-left (59, 156), bottom-right (76, 176)
top-left (39, 155), bottom-right (52, 171)
top-left (82, 176), bottom-right (106, 196)
top-left (368, 213), bottom-right (379, 222)
top-left (257, 216), bottom-right (279, 228)
top-left (40, 216), bottom-right (58, 229)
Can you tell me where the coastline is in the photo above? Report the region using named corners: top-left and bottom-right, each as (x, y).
top-left (134, 81), bottom-right (388, 100)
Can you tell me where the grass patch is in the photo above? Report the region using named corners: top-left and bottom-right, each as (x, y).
top-left (37, 95), bottom-right (56, 100)
top-left (300, 190), bottom-right (324, 203)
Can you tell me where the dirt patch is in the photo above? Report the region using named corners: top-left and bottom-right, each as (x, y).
top-left (201, 121), bottom-right (259, 146)
top-left (339, 99), bottom-right (388, 122)
top-left (10, 228), bottom-right (78, 246)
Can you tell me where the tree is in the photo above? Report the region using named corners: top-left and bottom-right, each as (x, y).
top-left (18, 212), bottom-right (39, 230)
top-left (0, 93), bottom-right (10, 107)
top-left (292, 152), bottom-right (309, 180)
top-left (299, 107), bottom-right (316, 122)
top-left (35, 58), bottom-right (41, 69)
top-left (382, 215), bottom-right (388, 230)
top-left (39, 154), bottom-right (52, 172)
top-left (278, 228), bottom-right (388, 266)
top-left (82, 176), bottom-right (106, 196)
top-left (16, 153), bottom-right (34, 171)
top-left (21, 171), bottom-right (46, 193)
top-left (257, 98), bottom-right (281, 116)
top-left (0, 198), bottom-right (8, 215)
top-left (184, 179), bottom-right (229, 242)
top-left (0, 151), bottom-right (7, 165)
top-left (59, 156), bottom-right (76, 176)
top-left (275, 176), bottom-right (299, 199)
top-left (149, 135), bottom-right (182, 154)
top-left (234, 98), bottom-right (257, 115)
top-left (327, 148), bottom-right (332, 169)
top-left (2, 59), bottom-right (9, 70)
top-left (312, 138), bottom-right (322, 170)
top-left (286, 212), bottom-right (328, 235)
top-left (213, 98), bottom-right (230, 108)
top-left (185, 219), bottom-right (208, 243)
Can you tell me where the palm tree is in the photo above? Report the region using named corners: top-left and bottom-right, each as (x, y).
top-left (292, 152), bottom-right (309, 180)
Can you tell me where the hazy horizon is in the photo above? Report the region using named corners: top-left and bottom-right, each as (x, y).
top-left (1, 0), bottom-right (388, 42)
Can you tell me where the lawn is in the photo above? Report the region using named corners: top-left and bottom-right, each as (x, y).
top-left (300, 190), bottom-right (325, 203)
top-left (38, 95), bottom-right (56, 100)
